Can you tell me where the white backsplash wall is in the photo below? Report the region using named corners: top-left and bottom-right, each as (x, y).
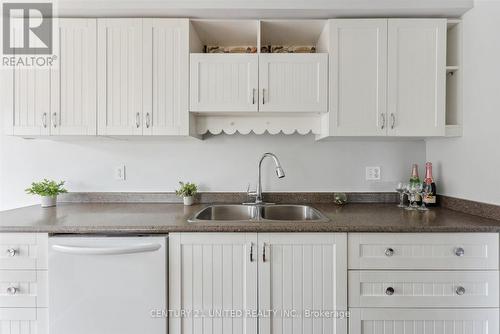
top-left (0, 130), bottom-right (425, 210)
top-left (426, 1), bottom-right (500, 206)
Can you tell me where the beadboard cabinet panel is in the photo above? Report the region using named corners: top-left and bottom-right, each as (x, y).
top-left (97, 19), bottom-right (144, 135)
top-left (387, 19), bottom-right (446, 136)
top-left (258, 233), bottom-right (347, 334)
top-left (169, 233), bottom-right (258, 334)
top-left (348, 233), bottom-right (499, 270)
top-left (0, 308), bottom-right (48, 334)
top-left (349, 271), bottom-right (499, 308)
top-left (258, 54), bottom-right (328, 112)
top-left (190, 54), bottom-right (259, 112)
top-left (350, 308), bottom-right (499, 334)
top-left (143, 19), bottom-right (189, 135)
top-left (51, 19), bottom-right (97, 135)
top-left (330, 19), bottom-right (387, 136)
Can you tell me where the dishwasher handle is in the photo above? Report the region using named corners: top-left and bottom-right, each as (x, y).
top-left (51, 243), bottom-right (162, 255)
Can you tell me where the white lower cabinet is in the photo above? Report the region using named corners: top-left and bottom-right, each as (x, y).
top-left (350, 308), bottom-right (499, 334)
top-left (169, 232), bottom-right (348, 334)
top-left (0, 308), bottom-right (48, 334)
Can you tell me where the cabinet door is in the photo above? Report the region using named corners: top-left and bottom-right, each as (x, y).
top-left (350, 308), bottom-right (499, 334)
top-left (143, 19), bottom-right (189, 135)
top-left (330, 19), bottom-right (387, 136)
top-left (169, 233), bottom-right (258, 334)
top-left (0, 308), bottom-right (48, 334)
top-left (387, 19), bottom-right (446, 136)
top-left (258, 233), bottom-right (347, 334)
top-left (51, 19), bottom-right (97, 135)
top-left (190, 54), bottom-right (258, 112)
top-left (97, 19), bottom-right (143, 135)
top-left (258, 54), bottom-right (328, 112)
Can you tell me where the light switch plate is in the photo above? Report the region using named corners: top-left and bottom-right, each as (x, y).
top-left (114, 165), bottom-right (126, 181)
top-left (365, 166), bottom-right (381, 181)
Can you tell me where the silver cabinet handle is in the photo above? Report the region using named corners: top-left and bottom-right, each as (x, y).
top-left (390, 113), bottom-right (396, 129)
top-left (249, 242), bottom-right (254, 262)
top-left (42, 113), bottom-right (47, 128)
top-left (456, 286), bottom-right (466, 295)
top-left (52, 112), bottom-right (57, 128)
top-left (380, 113), bottom-right (386, 130)
top-left (252, 88), bottom-right (256, 105)
top-left (135, 112), bottom-right (140, 128)
top-left (6, 248), bottom-right (17, 257)
top-left (145, 113), bottom-right (151, 128)
top-left (384, 248), bottom-right (394, 257)
top-left (7, 286), bottom-right (18, 295)
top-left (385, 287), bottom-right (395, 295)
top-left (262, 243), bottom-right (267, 262)
top-left (262, 88), bottom-right (266, 105)
top-left (454, 247), bottom-right (465, 257)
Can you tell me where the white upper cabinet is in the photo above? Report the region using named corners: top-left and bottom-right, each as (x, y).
top-left (258, 233), bottom-right (347, 334)
top-left (258, 54), bottom-right (328, 112)
top-left (97, 19), bottom-right (144, 135)
top-left (330, 20), bottom-right (387, 136)
top-left (387, 19), bottom-right (446, 136)
top-left (51, 19), bottom-right (97, 135)
top-left (143, 19), bottom-right (189, 135)
top-left (190, 54), bottom-right (259, 112)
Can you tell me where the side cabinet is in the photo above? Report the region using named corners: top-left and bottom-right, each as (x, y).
top-left (189, 54), bottom-right (259, 112)
top-left (50, 19), bottom-right (97, 135)
top-left (258, 54), bottom-right (328, 113)
top-left (387, 19), bottom-right (446, 136)
top-left (330, 19), bottom-right (387, 136)
top-left (169, 233), bottom-right (258, 334)
top-left (258, 233), bottom-right (347, 334)
top-left (97, 19), bottom-right (144, 135)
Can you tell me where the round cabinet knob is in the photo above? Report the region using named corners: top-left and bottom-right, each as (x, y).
top-left (384, 248), bottom-right (394, 257)
top-left (456, 286), bottom-right (466, 295)
top-left (6, 286), bottom-right (17, 295)
top-left (385, 287), bottom-right (395, 296)
top-left (6, 248), bottom-right (17, 257)
top-left (454, 247), bottom-right (465, 257)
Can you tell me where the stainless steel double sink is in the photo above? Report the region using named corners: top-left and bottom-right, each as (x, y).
top-left (189, 204), bottom-right (329, 223)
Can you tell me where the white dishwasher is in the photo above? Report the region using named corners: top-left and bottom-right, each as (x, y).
top-left (49, 235), bottom-right (167, 334)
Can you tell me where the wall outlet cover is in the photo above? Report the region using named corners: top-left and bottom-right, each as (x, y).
top-left (114, 165), bottom-right (126, 181)
top-left (365, 166), bottom-right (381, 181)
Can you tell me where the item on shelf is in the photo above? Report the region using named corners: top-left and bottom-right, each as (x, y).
top-left (260, 45), bottom-right (316, 53)
top-left (204, 45), bottom-right (257, 53)
top-left (25, 179), bottom-right (68, 208)
top-left (175, 181), bottom-right (198, 206)
top-left (422, 162), bottom-right (437, 206)
top-left (334, 193), bottom-right (348, 205)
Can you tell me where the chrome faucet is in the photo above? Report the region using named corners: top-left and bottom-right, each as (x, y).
top-left (247, 153), bottom-right (285, 204)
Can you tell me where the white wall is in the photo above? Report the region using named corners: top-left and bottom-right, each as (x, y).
top-left (0, 128), bottom-right (425, 210)
top-left (426, 0), bottom-right (500, 205)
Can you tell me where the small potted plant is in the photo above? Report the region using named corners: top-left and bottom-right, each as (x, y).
top-left (25, 179), bottom-right (68, 208)
top-left (175, 181), bottom-right (198, 206)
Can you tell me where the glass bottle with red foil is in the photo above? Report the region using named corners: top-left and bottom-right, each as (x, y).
top-left (422, 162), bottom-right (437, 206)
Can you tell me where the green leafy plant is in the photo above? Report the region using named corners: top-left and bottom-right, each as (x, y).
top-left (175, 181), bottom-right (198, 197)
top-left (25, 179), bottom-right (68, 197)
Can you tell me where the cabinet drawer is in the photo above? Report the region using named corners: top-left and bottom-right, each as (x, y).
top-left (348, 233), bottom-right (499, 269)
top-left (349, 271), bottom-right (499, 308)
top-left (0, 308), bottom-right (47, 334)
top-left (0, 234), bottom-right (48, 270)
top-left (350, 308), bottom-right (499, 334)
top-left (0, 270), bottom-right (48, 307)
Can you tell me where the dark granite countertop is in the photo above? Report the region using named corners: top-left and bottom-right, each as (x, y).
top-left (1, 202), bottom-right (499, 233)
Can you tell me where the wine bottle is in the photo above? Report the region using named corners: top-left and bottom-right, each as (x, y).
top-left (422, 162), bottom-right (437, 207)
top-left (409, 164), bottom-right (422, 203)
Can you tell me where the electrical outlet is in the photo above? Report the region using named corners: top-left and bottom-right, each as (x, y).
top-left (114, 165), bottom-right (126, 181)
top-left (365, 166), bottom-right (381, 181)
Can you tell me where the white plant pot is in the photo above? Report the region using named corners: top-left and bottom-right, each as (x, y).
top-left (40, 195), bottom-right (57, 208)
top-left (183, 196), bottom-right (194, 206)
